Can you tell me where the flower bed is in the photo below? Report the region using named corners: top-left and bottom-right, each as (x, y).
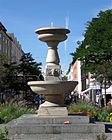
top-left (68, 102), bottom-right (110, 122)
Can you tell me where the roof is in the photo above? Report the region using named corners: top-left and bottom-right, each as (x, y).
top-left (0, 22), bottom-right (7, 32)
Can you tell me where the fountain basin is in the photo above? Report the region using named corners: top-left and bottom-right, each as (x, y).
top-left (28, 80), bottom-right (78, 95)
top-left (35, 27), bottom-right (70, 35)
top-left (35, 27), bottom-right (70, 42)
top-left (28, 80), bottom-right (78, 106)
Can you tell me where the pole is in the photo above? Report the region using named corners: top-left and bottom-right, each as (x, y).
top-left (104, 78), bottom-right (107, 106)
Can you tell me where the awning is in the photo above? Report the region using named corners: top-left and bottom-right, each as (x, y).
top-left (81, 88), bottom-right (92, 95)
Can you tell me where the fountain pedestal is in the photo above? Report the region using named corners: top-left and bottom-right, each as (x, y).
top-left (38, 106), bottom-right (68, 117)
top-left (45, 65), bottom-right (61, 81)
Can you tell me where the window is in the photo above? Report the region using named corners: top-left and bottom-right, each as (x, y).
top-left (0, 33), bottom-right (2, 43)
top-left (0, 33), bottom-right (2, 38)
top-left (3, 36), bottom-right (5, 42)
top-left (0, 44), bottom-right (1, 50)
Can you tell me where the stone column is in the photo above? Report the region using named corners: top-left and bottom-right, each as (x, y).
top-left (46, 42), bottom-right (59, 65)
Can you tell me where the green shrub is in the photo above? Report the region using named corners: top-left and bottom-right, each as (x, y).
top-left (68, 101), bottom-right (110, 122)
top-left (96, 108), bottom-right (110, 122)
top-left (0, 104), bottom-right (34, 123)
top-left (68, 102), bottom-right (97, 116)
top-left (105, 105), bottom-right (112, 114)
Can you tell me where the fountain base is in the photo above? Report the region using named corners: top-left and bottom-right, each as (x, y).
top-left (38, 104), bottom-right (68, 117)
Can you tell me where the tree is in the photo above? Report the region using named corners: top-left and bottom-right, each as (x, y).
top-left (1, 62), bottom-right (19, 93)
top-left (18, 52), bottom-right (44, 97)
top-left (71, 9), bottom-right (112, 105)
top-left (19, 52), bottom-right (44, 80)
top-left (0, 52), bottom-right (8, 92)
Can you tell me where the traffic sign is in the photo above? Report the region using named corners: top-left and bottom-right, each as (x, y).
top-left (96, 89), bottom-right (102, 95)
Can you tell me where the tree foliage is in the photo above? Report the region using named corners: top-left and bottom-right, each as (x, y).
top-left (0, 53), bottom-right (9, 92)
top-left (71, 9), bottom-right (112, 83)
top-left (0, 52), bottom-right (44, 95)
top-left (0, 52), bottom-right (8, 80)
top-left (2, 62), bottom-right (18, 90)
top-left (18, 52), bottom-right (44, 97)
top-left (19, 52), bottom-right (44, 81)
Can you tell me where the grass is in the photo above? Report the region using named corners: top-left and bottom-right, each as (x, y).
top-left (0, 104), bottom-right (34, 124)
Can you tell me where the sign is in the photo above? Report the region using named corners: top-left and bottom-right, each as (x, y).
top-left (96, 89), bottom-right (102, 95)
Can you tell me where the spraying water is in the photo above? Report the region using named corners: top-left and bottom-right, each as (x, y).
top-left (64, 14), bottom-right (69, 61)
top-left (51, 22), bottom-right (54, 27)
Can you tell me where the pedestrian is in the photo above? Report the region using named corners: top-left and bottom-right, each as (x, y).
top-left (33, 95), bottom-right (40, 109)
top-left (99, 94), bottom-right (104, 107)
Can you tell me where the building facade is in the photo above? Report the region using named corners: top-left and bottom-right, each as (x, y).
top-left (66, 59), bottom-right (82, 97)
top-left (0, 22), bottom-right (23, 64)
top-left (8, 33), bottom-right (23, 64)
top-left (67, 58), bottom-right (112, 105)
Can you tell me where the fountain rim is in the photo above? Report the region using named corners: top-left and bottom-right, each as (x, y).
top-left (28, 80), bottom-right (77, 86)
top-left (35, 27), bottom-right (70, 34)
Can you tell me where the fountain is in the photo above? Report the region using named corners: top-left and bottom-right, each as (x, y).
top-left (7, 27), bottom-right (106, 140)
top-left (28, 27), bottom-right (78, 116)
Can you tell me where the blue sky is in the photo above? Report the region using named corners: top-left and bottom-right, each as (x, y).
top-left (0, 0), bottom-right (111, 74)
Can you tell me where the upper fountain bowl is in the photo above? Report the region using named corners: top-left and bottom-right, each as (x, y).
top-left (35, 27), bottom-right (70, 42)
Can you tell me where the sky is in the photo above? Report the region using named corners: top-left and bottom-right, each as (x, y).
top-left (0, 0), bottom-right (111, 74)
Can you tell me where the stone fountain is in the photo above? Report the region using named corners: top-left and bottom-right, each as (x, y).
top-left (28, 27), bottom-right (78, 116)
top-left (7, 27), bottom-right (107, 140)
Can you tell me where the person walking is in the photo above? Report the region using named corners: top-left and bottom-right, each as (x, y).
top-left (99, 94), bottom-right (104, 107)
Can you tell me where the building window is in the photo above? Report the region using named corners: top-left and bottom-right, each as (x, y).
top-left (0, 33), bottom-right (2, 43)
top-left (3, 36), bottom-right (5, 42)
top-left (0, 44), bottom-right (2, 50)
top-left (5, 46), bottom-right (8, 54)
top-left (0, 33), bottom-right (2, 38)
top-left (8, 40), bottom-right (10, 46)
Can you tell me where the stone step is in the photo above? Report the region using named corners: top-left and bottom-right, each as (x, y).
top-left (7, 123), bottom-right (105, 135)
top-left (9, 133), bottom-right (112, 140)
top-left (7, 114), bottom-right (89, 125)
top-left (6, 115), bottom-right (110, 140)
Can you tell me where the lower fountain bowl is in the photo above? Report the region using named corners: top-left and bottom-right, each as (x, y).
top-left (28, 80), bottom-right (78, 95)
